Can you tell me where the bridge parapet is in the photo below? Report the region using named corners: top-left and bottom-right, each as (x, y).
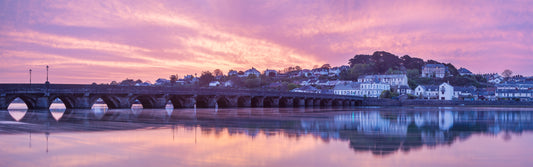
top-left (0, 84), bottom-right (363, 109)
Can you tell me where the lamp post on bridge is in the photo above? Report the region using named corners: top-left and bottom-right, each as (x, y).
top-left (29, 69), bottom-right (32, 86)
top-left (46, 65), bottom-right (49, 84)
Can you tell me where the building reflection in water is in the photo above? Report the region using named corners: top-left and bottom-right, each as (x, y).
top-left (1, 106), bottom-right (533, 157)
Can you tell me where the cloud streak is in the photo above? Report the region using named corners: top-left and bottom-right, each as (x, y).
top-left (1, 0), bottom-right (532, 83)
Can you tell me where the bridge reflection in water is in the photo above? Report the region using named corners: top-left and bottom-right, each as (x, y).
top-left (1, 105), bottom-right (533, 158)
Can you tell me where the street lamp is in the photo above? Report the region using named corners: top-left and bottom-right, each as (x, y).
top-left (46, 65), bottom-right (49, 84)
top-left (29, 69), bottom-right (32, 85)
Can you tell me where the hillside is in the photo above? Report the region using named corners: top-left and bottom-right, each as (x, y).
top-left (340, 51), bottom-right (491, 88)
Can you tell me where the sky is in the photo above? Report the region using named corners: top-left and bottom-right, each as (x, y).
top-left (1, 0), bottom-right (532, 84)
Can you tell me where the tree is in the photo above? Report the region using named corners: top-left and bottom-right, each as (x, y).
top-left (199, 71), bottom-right (215, 87)
top-left (349, 54), bottom-right (371, 67)
top-left (110, 81), bottom-right (118, 85)
top-left (502, 69), bottom-right (513, 79)
top-left (287, 83), bottom-right (298, 90)
top-left (170, 75), bottom-right (178, 86)
top-left (244, 78), bottom-right (261, 88)
top-left (445, 63), bottom-right (459, 76)
top-left (120, 78), bottom-right (135, 86)
top-left (321, 64), bottom-right (331, 69)
top-left (213, 69), bottom-right (223, 76)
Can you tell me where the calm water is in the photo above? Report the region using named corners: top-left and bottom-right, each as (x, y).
top-left (1, 103), bottom-right (533, 167)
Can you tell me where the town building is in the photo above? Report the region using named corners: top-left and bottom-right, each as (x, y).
top-left (291, 85), bottom-right (320, 93)
top-left (312, 68), bottom-right (329, 76)
top-left (333, 82), bottom-right (361, 96)
top-left (454, 86), bottom-right (476, 100)
top-left (357, 74), bottom-right (408, 86)
top-left (397, 85), bottom-right (413, 95)
top-left (209, 81), bottom-right (221, 87)
top-left (223, 80), bottom-right (234, 87)
top-left (264, 69), bottom-right (278, 77)
top-left (228, 70), bottom-right (238, 76)
top-left (458, 67), bottom-right (473, 76)
top-left (244, 67), bottom-right (261, 77)
top-left (422, 64), bottom-right (447, 78)
top-left (333, 82), bottom-right (389, 97)
top-left (438, 82), bottom-right (454, 100)
top-left (495, 83), bottom-right (533, 100)
top-left (328, 67), bottom-right (347, 77)
top-left (359, 82), bottom-right (391, 97)
top-left (414, 85), bottom-right (439, 99)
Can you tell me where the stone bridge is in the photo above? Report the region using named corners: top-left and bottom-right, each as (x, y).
top-left (0, 84), bottom-right (364, 109)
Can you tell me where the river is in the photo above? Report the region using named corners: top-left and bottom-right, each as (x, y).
top-left (1, 103), bottom-right (533, 167)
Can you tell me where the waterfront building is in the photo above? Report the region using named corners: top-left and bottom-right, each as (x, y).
top-left (495, 83), bottom-right (533, 100)
top-left (454, 86), bottom-right (476, 100)
top-left (359, 82), bottom-right (390, 97)
top-left (357, 74), bottom-right (408, 86)
top-left (333, 81), bottom-right (389, 97)
top-left (414, 85), bottom-right (439, 99)
top-left (421, 64), bottom-right (446, 78)
top-left (333, 82), bottom-right (361, 96)
top-left (397, 85), bottom-right (413, 95)
top-left (438, 82), bottom-right (454, 100)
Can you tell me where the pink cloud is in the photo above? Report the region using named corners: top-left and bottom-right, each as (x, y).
top-left (1, 0), bottom-right (532, 83)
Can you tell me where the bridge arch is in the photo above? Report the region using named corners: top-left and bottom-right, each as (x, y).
top-left (89, 95), bottom-right (121, 109)
top-left (48, 95), bottom-right (74, 109)
top-left (216, 96), bottom-right (231, 108)
top-left (263, 96), bottom-right (280, 108)
top-left (130, 95), bottom-right (158, 108)
top-left (251, 96), bottom-right (264, 107)
top-left (237, 96), bottom-right (251, 107)
top-left (279, 97), bottom-right (293, 107)
top-left (6, 96), bottom-right (35, 109)
top-left (168, 96), bottom-right (184, 108)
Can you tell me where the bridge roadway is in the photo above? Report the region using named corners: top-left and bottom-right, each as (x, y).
top-left (0, 84), bottom-right (364, 109)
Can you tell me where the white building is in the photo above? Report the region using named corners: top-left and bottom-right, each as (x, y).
top-left (264, 69), bottom-right (277, 77)
top-left (328, 67), bottom-right (342, 77)
top-left (495, 83), bottom-right (533, 99)
top-left (209, 81), bottom-right (221, 87)
top-left (312, 68), bottom-right (329, 76)
top-left (357, 74), bottom-right (408, 86)
top-left (333, 82), bottom-right (360, 96)
top-left (438, 82), bottom-right (454, 100)
top-left (359, 82), bottom-right (390, 97)
top-left (333, 81), bottom-right (389, 97)
top-left (414, 85), bottom-right (439, 99)
top-left (397, 85), bottom-right (413, 95)
top-left (422, 64), bottom-right (446, 78)
top-left (244, 67), bottom-right (261, 77)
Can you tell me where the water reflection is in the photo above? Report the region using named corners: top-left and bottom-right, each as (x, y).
top-left (1, 106), bottom-right (533, 159)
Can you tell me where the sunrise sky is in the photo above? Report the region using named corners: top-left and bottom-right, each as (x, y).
top-left (1, 0), bottom-right (532, 84)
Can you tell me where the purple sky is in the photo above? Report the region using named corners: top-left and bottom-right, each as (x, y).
top-left (1, 0), bottom-right (532, 83)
